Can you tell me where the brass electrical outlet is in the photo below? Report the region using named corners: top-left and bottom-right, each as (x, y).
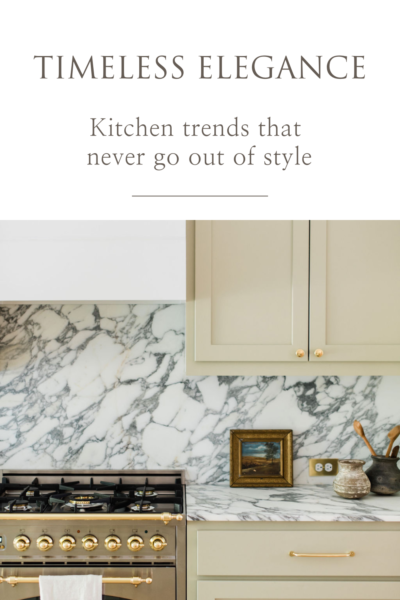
top-left (309, 458), bottom-right (339, 477)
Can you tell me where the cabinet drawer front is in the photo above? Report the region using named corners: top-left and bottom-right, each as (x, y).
top-left (198, 580), bottom-right (400, 600)
top-left (197, 530), bottom-right (400, 578)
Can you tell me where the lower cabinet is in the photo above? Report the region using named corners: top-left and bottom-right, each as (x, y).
top-left (188, 522), bottom-right (400, 600)
top-left (198, 581), bottom-right (400, 600)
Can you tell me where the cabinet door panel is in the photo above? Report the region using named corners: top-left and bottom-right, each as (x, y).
top-left (198, 581), bottom-right (400, 600)
top-left (310, 221), bottom-right (400, 362)
top-left (194, 221), bottom-right (309, 362)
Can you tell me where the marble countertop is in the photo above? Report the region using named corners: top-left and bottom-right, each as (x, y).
top-left (186, 484), bottom-right (400, 522)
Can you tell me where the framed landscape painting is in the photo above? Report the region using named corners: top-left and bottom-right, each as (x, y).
top-left (230, 429), bottom-right (293, 487)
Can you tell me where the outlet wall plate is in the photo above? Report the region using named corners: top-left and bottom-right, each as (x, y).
top-left (309, 458), bottom-right (339, 477)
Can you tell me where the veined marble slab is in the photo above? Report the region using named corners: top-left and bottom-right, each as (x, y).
top-left (186, 484), bottom-right (400, 522)
top-left (0, 304), bottom-right (400, 484)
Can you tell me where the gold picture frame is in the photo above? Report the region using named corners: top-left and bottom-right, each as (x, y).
top-left (230, 429), bottom-right (293, 487)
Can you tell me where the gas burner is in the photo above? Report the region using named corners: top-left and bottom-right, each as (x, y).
top-left (69, 495), bottom-right (98, 506)
top-left (63, 495), bottom-right (105, 512)
top-left (4, 500), bottom-right (34, 512)
top-left (135, 486), bottom-right (157, 498)
top-left (130, 500), bottom-right (155, 512)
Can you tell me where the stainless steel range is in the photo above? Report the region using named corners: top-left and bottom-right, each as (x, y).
top-left (0, 470), bottom-right (186, 600)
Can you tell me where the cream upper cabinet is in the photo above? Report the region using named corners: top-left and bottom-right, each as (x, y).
top-left (194, 221), bottom-right (309, 362)
top-left (186, 220), bottom-right (400, 375)
top-left (310, 221), bottom-right (400, 362)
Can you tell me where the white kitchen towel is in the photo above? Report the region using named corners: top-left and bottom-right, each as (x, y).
top-left (39, 575), bottom-right (102, 600)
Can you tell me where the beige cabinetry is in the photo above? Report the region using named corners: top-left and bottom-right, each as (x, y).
top-left (188, 522), bottom-right (400, 600)
top-left (310, 221), bottom-right (400, 363)
top-left (197, 581), bottom-right (400, 600)
top-left (194, 221), bottom-right (309, 362)
top-left (186, 220), bottom-right (400, 375)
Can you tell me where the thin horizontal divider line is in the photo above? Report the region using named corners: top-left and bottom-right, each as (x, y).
top-left (131, 195), bottom-right (268, 197)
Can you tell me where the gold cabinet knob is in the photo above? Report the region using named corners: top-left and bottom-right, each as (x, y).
top-left (82, 535), bottom-right (99, 552)
top-left (149, 535), bottom-right (167, 552)
top-left (13, 535), bottom-right (30, 552)
top-left (104, 535), bottom-right (122, 552)
top-left (59, 535), bottom-right (76, 552)
top-left (314, 349), bottom-right (324, 358)
top-left (37, 535), bottom-right (54, 552)
top-left (127, 535), bottom-right (144, 552)
top-left (295, 349), bottom-right (305, 358)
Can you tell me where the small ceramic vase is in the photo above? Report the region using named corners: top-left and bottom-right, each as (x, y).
top-left (333, 459), bottom-right (371, 499)
top-left (365, 455), bottom-right (400, 495)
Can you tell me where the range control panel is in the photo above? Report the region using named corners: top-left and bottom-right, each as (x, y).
top-left (0, 523), bottom-right (175, 560)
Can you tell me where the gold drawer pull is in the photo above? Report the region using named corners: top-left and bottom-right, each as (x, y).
top-left (290, 551), bottom-right (355, 558)
top-left (0, 576), bottom-right (152, 587)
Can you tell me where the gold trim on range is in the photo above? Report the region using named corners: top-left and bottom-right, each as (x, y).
top-left (0, 512), bottom-right (183, 524)
top-left (13, 535), bottom-right (30, 552)
top-left (59, 535), bottom-right (76, 551)
top-left (37, 535), bottom-right (54, 552)
top-left (0, 576), bottom-right (152, 588)
top-left (82, 534), bottom-right (99, 551)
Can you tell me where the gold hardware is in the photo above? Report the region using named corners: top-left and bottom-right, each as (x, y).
top-left (290, 551), bottom-right (355, 557)
top-left (295, 349), bottom-right (305, 358)
top-left (0, 576), bottom-right (152, 587)
top-left (105, 535), bottom-right (122, 552)
top-left (59, 535), bottom-right (76, 551)
top-left (13, 535), bottom-right (30, 552)
top-left (37, 535), bottom-right (54, 552)
top-left (128, 535), bottom-right (144, 552)
top-left (82, 534), bottom-right (99, 551)
top-left (1, 512), bottom-right (183, 524)
top-left (314, 349), bottom-right (324, 358)
top-left (149, 534), bottom-right (167, 551)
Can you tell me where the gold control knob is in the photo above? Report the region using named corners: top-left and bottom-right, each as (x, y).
top-left (37, 535), bottom-right (54, 552)
top-left (104, 535), bottom-right (122, 552)
top-left (295, 349), bottom-right (305, 358)
top-left (127, 535), bottom-right (144, 552)
top-left (314, 349), bottom-right (324, 358)
top-left (13, 535), bottom-right (30, 552)
top-left (59, 535), bottom-right (76, 552)
top-left (82, 535), bottom-right (99, 552)
top-left (149, 535), bottom-right (167, 551)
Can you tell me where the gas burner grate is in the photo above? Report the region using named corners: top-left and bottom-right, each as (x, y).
top-left (0, 472), bottom-right (185, 514)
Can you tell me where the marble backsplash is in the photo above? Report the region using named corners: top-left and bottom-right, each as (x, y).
top-left (0, 303), bottom-right (399, 484)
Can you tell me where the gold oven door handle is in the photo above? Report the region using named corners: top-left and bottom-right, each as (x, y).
top-left (289, 551), bottom-right (355, 558)
top-left (0, 576), bottom-right (152, 587)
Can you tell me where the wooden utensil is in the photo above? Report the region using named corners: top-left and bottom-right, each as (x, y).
top-left (391, 445), bottom-right (399, 459)
top-left (353, 420), bottom-right (377, 456)
top-left (386, 425), bottom-right (400, 457)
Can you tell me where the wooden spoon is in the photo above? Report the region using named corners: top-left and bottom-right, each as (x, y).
top-left (386, 425), bottom-right (400, 457)
top-left (391, 445), bottom-right (399, 459)
top-left (353, 420), bottom-right (377, 456)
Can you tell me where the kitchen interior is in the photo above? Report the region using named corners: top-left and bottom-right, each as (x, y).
top-left (0, 220), bottom-right (399, 600)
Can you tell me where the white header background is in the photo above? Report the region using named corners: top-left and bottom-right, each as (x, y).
top-left (1, 0), bottom-right (399, 219)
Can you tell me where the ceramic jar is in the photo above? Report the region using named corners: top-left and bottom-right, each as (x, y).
top-left (333, 459), bottom-right (371, 499)
top-left (365, 455), bottom-right (400, 495)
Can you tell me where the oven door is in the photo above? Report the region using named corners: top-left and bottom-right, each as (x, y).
top-left (0, 566), bottom-right (175, 600)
